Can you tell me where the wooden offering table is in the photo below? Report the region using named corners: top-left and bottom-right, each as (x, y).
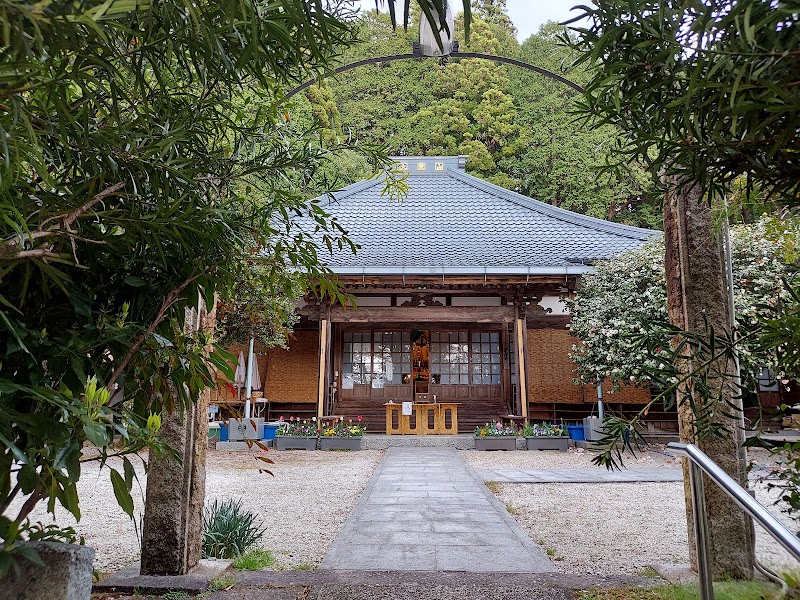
top-left (384, 402), bottom-right (460, 435)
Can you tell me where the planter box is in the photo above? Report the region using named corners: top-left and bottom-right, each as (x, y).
top-left (526, 436), bottom-right (569, 451)
top-left (474, 436), bottom-right (517, 451)
top-left (319, 436), bottom-right (363, 451)
top-left (6, 541), bottom-right (94, 600)
top-left (275, 436), bottom-right (317, 450)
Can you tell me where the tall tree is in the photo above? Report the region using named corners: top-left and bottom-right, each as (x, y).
top-left (566, 0), bottom-right (800, 579)
top-left (0, 0), bottom-right (381, 573)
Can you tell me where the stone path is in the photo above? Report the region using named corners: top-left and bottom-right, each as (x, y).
top-left (320, 447), bottom-right (553, 573)
top-left (475, 467), bottom-right (684, 484)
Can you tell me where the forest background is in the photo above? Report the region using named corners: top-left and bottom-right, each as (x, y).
top-left (291, 1), bottom-right (665, 229)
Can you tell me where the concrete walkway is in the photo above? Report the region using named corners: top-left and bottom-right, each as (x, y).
top-left (321, 447), bottom-right (553, 573)
top-left (475, 467), bottom-right (684, 484)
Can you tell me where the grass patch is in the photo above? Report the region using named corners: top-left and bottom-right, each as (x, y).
top-left (485, 481), bottom-right (501, 494)
top-left (636, 567), bottom-right (662, 579)
top-left (292, 562), bottom-right (315, 571)
top-left (207, 574), bottom-right (236, 592)
top-left (233, 549), bottom-right (275, 571)
top-left (574, 580), bottom-right (778, 600)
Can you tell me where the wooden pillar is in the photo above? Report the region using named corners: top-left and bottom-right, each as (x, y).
top-left (514, 308), bottom-right (529, 421)
top-left (501, 326), bottom-right (512, 414)
top-left (316, 317), bottom-right (331, 420)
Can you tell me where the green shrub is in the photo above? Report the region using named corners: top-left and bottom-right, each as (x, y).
top-left (202, 499), bottom-right (266, 559)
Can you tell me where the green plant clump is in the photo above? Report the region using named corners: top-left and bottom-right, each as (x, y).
top-left (202, 499), bottom-right (266, 560)
top-left (233, 549), bottom-right (275, 571)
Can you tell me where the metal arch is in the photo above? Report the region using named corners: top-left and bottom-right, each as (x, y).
top-left (284, 52), bottom-right (585, 100)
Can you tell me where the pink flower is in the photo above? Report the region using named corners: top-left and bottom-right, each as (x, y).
top-left (357, 416), bottom-right (363, 422)
top-left (279, 416), bottom-right (284, 421)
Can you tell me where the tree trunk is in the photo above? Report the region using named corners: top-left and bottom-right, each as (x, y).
top-left (663, 175), bottom-right (754, 579)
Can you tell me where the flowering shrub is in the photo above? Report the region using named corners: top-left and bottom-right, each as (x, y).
top-left (522, 422), bottom-right (567, 437)
top-left (474, 421), bottom-right (518, 437)
top-left (276, 416), bottom-right (317, 437)
top-left (320, 417), bottom-right (365, 437)
top-left (566, 219), bottom-right (792, 389)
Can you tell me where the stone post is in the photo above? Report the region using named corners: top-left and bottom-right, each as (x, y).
top-left (140, 301), bottom-right (213, 575)
top-left (663, 176), bottom-right (754, 579)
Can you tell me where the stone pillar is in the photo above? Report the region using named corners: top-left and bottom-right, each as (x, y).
top-left (140, 301), bottom-right (213, 576)
top-left (663, 176), bottom-right (754, 579)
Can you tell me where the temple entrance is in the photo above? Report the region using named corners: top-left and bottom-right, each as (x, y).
top-left (335, 326), bottom-right (509, 432)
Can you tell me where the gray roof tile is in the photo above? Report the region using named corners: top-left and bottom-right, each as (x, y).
top-left (298, 156), bottom-right (659, 275)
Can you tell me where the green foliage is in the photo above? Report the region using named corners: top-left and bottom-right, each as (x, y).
top-left (202, 499), bottom-right (266, 560)
top-left (567, 219), bottom-right (792, 390)
top-left (563, 1), bottom-right (800, 205)
top-left (233, 548), bottom-right (275, 571)
top-left (0, 0), bottom-right (403, 574)
top-left (296, 11), bottom-right (659, 228)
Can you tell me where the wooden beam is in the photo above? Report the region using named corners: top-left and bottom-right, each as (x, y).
top-left (316, 318), bottom-right (331, 420)
top-left (514, 314), bottom-right (529, 421)
top-left (327, 305), bottom-right (516, 323)
top-left (337, 275), bottom-right (577, 287)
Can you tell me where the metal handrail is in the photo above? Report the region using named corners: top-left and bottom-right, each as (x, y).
top-left (668, 442), bottom-right (800, 599)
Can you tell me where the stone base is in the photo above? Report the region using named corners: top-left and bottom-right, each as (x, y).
top-left (92, 558), bottom-right (232, 595)
top-left (650, 563), bottom-right (695, 583)
top-left (364, 434), bottom-right (477, 450)
top-left (2, 541), bottom-right (95, 600)
top-left (216, 440), bottom-right (272, 451)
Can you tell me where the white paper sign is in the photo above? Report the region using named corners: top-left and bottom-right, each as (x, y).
top-left (402, 401), bottom-right (413, 416)
top-left (342, 375), bottom-right (354, 390)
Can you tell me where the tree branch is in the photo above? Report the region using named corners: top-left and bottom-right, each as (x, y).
top-left (107, 270), bottom-right (209, 397)
top-left (3, 181), bottom-right (125, 249)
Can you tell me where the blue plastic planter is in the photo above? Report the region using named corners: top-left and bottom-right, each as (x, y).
top-left (567, 425), bottom-right (585, 441)
top-left (263, 424), bottom-right (279, 441)
top-left (219, 423), bottom-right (228, 442)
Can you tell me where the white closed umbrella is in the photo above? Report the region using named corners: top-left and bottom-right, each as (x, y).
top-left (234, 351), bottom-right (246, 402)
top-left (251, 355), bottom-right (262, 391)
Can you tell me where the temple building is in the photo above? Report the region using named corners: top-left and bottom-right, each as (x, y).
top-left (234, 155), bottom-right (664, 432)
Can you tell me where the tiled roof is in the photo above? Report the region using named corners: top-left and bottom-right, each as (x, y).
top-left (299, 156), bottom-right (659, 275)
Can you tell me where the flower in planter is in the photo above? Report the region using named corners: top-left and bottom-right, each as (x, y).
top-left (320, 419), bottom-right (366, 437)
top-left (474, 421), bottom-right (518, 437)
top-left (523, 422), bottom-right (568, 437)
top-left (276, 417), bottom-right (318, 437)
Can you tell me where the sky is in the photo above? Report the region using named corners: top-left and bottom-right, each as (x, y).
top-left (354, 1), bottom-right (591, 42)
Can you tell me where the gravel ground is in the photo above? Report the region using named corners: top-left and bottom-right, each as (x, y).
top-left (14, 443), bottom-right (800, 580)
top-left (18, 448), bottom-right (383, 574)
top-left (471, 446), bottom-right (800, 577)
